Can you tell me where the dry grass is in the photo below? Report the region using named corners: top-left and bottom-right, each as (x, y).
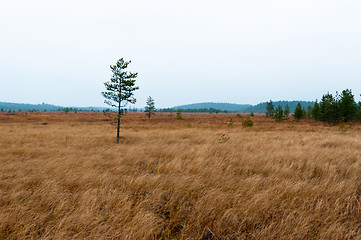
top-left (1, 112), bottom-right (361, 239)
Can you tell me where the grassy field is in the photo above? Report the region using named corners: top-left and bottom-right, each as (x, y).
top-left (1, 112), bottom-right (361, 239)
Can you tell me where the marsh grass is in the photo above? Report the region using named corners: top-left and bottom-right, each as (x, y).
top-left (0, 112), bottom-right (361, 239)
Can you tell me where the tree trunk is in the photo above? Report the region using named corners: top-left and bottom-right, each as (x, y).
top-left (116, 102), bottom-right (121, 143)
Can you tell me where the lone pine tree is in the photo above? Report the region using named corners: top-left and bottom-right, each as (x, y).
top-left (102, 58), bottom-right (139, 143)
top-left (144, 96), bottom-right (156, 119)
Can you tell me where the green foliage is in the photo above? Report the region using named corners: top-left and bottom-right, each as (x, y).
top-left (274, 104), bottom-right (284, 122)
top-left (293, 103), bottom-right (304, 121)
top-left (144, 96), bottom-right (156, 119)
top-left (228, 118), bottom-right (234, 127)
top-left (320, 93), bottom-right (337, 123)
top-left (306, 106), bottom-right (312, 118)
top-left (242, 117), bottom-right (254, 127)
top-left (265, 100), bottom-right (275, 118)
top-left (339, 89), bottom-right (357, 122)
top-left (318, 89), bottom-right (357, 123)
top-left (357, 101), bottom-right (361, 121)
top-left (176, 109), bottom-right (183, 120)
top-left (102, 58), bottom-right (139, 108)
top-left (102, 58), bottom-right (139, 143)
top-left (312, 101), bottom-right (321, 121)
top-left (249, 112), bottom-right (254, 117)
top-left (236, 113), bottom-right (242, 118)
top-left (284, 104), bottom-right (290, 117)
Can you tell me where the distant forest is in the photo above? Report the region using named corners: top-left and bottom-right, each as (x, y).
top-left (165, 101), bottom-right (315, 113)
top-left (0, 102), bottom-right (108, 112)
top-left (1, 100), bottom-right (315, 113)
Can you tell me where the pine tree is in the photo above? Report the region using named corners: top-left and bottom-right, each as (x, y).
top-left (320, 93), bottom-right (335, 123)
top-left (144, 96), bottom-right (156, 119)
top-left (293, 102), bottom-right (304, 121)
top-left (306, 106), bottom-right (312, 118)
top-left (312, 100), bottom-right (321, 121)
top-left (274, 104), bottom-right (284, 122)
top-left (357, 100), bottom-right (361, 121)
top-left (266, 100), bottom-right (275, 118)
top-left (339, 89), bottom-right (357, 122)
top-left (284, 104), bottom-right (290, 118)
top-left (102, 58), bottom-right (139, 143)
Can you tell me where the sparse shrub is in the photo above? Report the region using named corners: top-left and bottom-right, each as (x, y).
top-left (250, 112), bottom-right (254, 117)
top-left (228, 118), bottom-right (234, 127)
top-left (242, 117), bottom-right (254, 127)
top-left (236, 113), bottom-right (242, 118)
top-left (339, 118), bottom-right (352, 134)
top-left (176, 109), bottom-right (183, 120)
top-left (187, 123), bottom-right (193, 128)
top-left (218, 134), bottom-right (230, 143)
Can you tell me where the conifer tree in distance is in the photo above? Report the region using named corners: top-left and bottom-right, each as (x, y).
top-left (284, 104), bottom-right (290, 118)
top-left (312, 100), bottom-right (321, 121)
top-left (266, 100), bottom-right (275, 118)
top-left (144, 96), bottom-right (156, 119)
top-left (294, 102), bottom-right (304, 121)
top-left (274, 104), bottom-right (284, 122)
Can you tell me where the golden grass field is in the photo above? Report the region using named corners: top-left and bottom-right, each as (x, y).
top-left (1, 112), bottom-right (361, 239)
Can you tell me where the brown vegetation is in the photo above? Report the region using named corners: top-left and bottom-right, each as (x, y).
top-left (1, 112), bottom-right (361, 239)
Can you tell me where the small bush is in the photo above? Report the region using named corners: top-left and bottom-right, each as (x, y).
top-left (250, 112), bottom-right (254, 117)
top-left (228, 118), bottom-right (234, 127)
top-left (218, 134), bottom-right (230, 143)
top-left (242, 118), bottom-right (254, 127)
top-left (176, 110), bottom-right (183, 120)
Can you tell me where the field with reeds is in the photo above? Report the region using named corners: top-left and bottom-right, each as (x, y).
top-left (1, 112), bottom-right (360, 239)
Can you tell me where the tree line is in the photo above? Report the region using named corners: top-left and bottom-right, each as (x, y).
top-left (265, 89), bottom-right (361, 122)
top-left (101, 58), bottom-right (361, 142)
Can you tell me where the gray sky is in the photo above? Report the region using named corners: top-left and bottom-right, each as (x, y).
top-left (1, 0), bottom-right (361, 108)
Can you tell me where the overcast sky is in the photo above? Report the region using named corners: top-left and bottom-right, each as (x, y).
top-left (1, 0), bottom-right (361, 108)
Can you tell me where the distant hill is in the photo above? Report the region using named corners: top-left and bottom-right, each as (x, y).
top-left (0, 102), bottom-right (63, 111)
top-left (171, 101), bottom-right (314, 113)
top-left (244, 101), bottom-right (315, 113)
top-left (0, 102), bottom-right (110, 112)
top-left (1, 100), bottom-right (315, 113)
top-left (174, 102), bottom-right (252, 112)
